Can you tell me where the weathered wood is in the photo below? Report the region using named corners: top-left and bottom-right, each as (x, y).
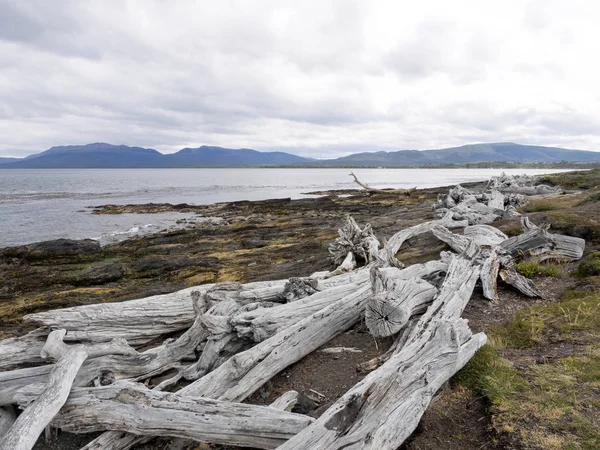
top-left (480, 250), bottom-right (500, 301)
top-left (281, 277), bottom-right (320, 303)
top-left (23, 280), bottom-right (291, 345)
top-left (0, 329), bottom-right (48, 371)
top-left (0, 365), bottom-right (53, 407)
top-left (324, 251), bottom-right (357, 278)
top-left (385, 211), bottom-right (468, 255)
top-left (488, 173), bottom-right (564, 196)
top-left (269, 391), bottom-right (300, 412)
top-left (23, 287), bottom-right (206, 345)
top-left (231, 283), bottom-right (360, 343)
top-left (0, 312), bottom-right (209, 406)
top-left (278, 254), bottom-right (486, 450)
top-left (0, 346), bottom-right (88, 450)
top-left (431, 225), bottom-right (472, 254)
top-left (365, 269), bottom-right (437, 338)
top-left (499, 268), bottom-right (542, 297)
top-left (486, 189), bottom-right (505, 210)
top-left (499, 222), bottom-right (585, 262)
top-left (183, 285), bottom-right (373, 403)
top-left (41, 330), bottom-right (138, 361)
top-left (463, 224), bottom-right (507, 247)
top-left (0, 406), bottom-right (16, 440)
top-left (320, 347), bottom-right (362, 354)
top-left (329, 215), bottom-right (381, 266)
top-left (16, 381), bottom-right (313, 450)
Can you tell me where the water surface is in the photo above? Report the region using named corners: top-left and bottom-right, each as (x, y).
top-left (0, 168), bottom-right (571, 247)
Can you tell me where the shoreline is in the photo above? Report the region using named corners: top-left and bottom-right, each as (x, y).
top-left (1, 168), bottom-right (600, 449)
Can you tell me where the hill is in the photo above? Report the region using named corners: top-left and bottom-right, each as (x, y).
top-left (1, 142), bottom-right (600, 168)
top-left (310, 142), bottom-right (600, 166)
top-left (0, 157), bottom-right (20, 165)
top-left (1, 143), bottom-right (312, 168)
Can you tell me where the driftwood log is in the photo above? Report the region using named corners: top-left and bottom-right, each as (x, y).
top-left (279, 253), bottom-right (486, 449)
top-left (0, 345), bottom-right (88, 450)
top-left (16, 381), bottom-right (313, 450)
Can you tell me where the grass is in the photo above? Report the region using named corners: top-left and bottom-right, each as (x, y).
top-left (454, 290), bottom-right (600, 449)
top-left (521, 194), bottom-right (585, 213)
top-left (576, 252), bottom-right (600, 278)
top-left (514, 261), bottom-right (562, 278)
top-left (539, 169), bottom-right (600, 190)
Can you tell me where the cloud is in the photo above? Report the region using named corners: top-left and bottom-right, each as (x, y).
top-left (1, 0), bottom-right (600, 158)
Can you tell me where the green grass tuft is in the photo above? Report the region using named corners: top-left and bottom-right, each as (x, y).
top-left (514, 261), bottom-right (561, 278)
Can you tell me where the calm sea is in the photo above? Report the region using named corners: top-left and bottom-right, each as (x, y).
top-left (0, 168), bottom-right (571, 248)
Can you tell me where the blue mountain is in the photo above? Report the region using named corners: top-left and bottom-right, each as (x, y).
top-left (1, 142), bottom-right (599, 168)
top-left (1, 143), bottom-right (312, 168)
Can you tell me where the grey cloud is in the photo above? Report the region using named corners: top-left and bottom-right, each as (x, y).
top-left (0, 1), bottom-right (599, 158)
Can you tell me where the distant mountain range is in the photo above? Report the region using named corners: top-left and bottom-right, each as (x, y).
top-left (1, 142), bottom-right (600, 168)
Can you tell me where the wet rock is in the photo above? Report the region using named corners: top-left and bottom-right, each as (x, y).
top-left (1, 239), bottom-right (101, 262)
top-left (130, 256), bottom-right (220, 277)
top-left (71, 263), bottom-right (125, 286)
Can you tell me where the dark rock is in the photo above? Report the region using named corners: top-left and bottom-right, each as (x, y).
top-left (241, 238), bottom-right (267, 249)
top-left (1, 239), bottom-right (101, 262)
top-left (71, 263), bottom-right (125, 286)
top-left (130, 256), bottom-right (220, 276)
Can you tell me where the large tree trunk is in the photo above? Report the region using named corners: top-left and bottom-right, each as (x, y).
top-left (16, 381), bottom-right (313, 450)
top-left (0, 346), bottom-right (88, 450)
top-left (277, 253), bottom-right (486, 450)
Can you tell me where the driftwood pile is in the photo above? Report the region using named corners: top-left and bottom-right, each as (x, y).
top-left (0, 176), bottom-right (586, 450)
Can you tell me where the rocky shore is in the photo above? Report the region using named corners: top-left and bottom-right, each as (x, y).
top-left (2, 169), bottom-right (600, 450)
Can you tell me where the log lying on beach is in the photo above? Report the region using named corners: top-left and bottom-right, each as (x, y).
top-left (16, 381), bottom-right (313, 450)
top-left (22, 280), bottom-right (290, 345)
top-left (329, 215), bottom-right (381, 266)
top-left (231, 283), bottom-right (361, 343)
top-left (365, 269), bottom-right (437, 338)
top-left (500, 217), bottom-right (586, 263)
top-left (0, 346), bottom-right (88, 450)
top-left (278, 253), bottom-right (486, 450)
top-left (349, 172), bottom-right (414, 196)
top-left (0, 329), bottom-right (48, 371)
top-left (0, 312), bottom-right (208, 405)
top-left (488, 173), bottom-right (565, 196)
top-left (433, 182), bottom-right (525, 225)
top-left (0, 407), bottom-right (15, 440)
top-left (184, 284), bottom-right (373, 402)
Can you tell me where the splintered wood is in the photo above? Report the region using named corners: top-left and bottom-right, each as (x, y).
top-left (0, 174), bottom-right (584, 450)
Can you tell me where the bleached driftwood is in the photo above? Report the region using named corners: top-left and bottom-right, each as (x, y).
top-left (278, 253), bottom-right (486, 450)
top-left (0, 312), bottom-right (208, 405)
top-left (433, 182), bottom-right (525, 225)
top-left (0, 346), bottom-right (88, 450)
top-left (281, 277), bottom-right (320, 303)
top-left (365, 269), bottom-right (437, 338)
top-left (488, 173), bottom-right (564, 196)
top-left (22, 280), bottom-right (291, 345)
top-left (0, 329), bottom-right (48, 371)
top-left (184, 285), bottom-right (373, 403)
top-left (329, 216), bottom-right (381, 266)
top-left (0, 406), bottom-right (15, 440)
top-left (385, 211), bottom-right (468, 256)
top-left (499, 268), bottom-right (542, 297)
top-left (480, 250), bottom-right (500, 301)
top-left (16, 381), bottom-right (313, 450)
top-left (500, 220), bottom-right (585, 263)
top-left (231, 283), bottom-right (360, 343)
top-left (270, 391), bottom-right (300, 412)
top-left (463, 224), bottom-right (507, 247)
top-left (320, 347), bottom-right (362, 354)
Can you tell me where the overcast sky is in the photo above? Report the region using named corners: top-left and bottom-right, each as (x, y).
top-left (1, 0), bottom-right (600, 158)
